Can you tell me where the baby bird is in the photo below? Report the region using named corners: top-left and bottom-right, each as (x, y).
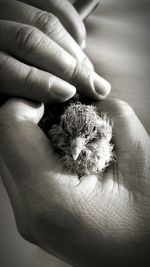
top-left (48, 102), bottom-right (114, 177)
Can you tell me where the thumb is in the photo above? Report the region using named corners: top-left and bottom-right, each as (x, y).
top-left (0, 98), bottom-right (44, 124)
top-left (0, 98), bottom-right (55, 175)
top-left (96, 98), bottom-right (150, 189)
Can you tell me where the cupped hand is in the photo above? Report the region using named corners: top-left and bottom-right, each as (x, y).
top-left (0, 98), bottom-right (149, 267)
top-left (0, 0), bottom-right (110, 103)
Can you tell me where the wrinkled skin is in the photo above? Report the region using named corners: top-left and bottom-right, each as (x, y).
top-left (0, 98), bottom-right (150, 267)
top-left (0, 0), bottom-right (110, 103)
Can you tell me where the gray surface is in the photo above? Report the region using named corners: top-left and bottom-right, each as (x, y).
top-left (0, 0), bottom-right (150, 266)
top-left (86, 0), bottom-right (150, 134)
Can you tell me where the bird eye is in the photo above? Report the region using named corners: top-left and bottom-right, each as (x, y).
top-left (92, 126), bottom-right (96, 132)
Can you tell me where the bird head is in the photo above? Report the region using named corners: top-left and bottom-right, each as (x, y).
top-left (60, 102), bottom-right (105, 160)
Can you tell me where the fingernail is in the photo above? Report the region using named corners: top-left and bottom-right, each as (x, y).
top-left (80, 39), bottom-right (86, 50)
top-left (51, 79), bottom-right (76, 100)
top-left (92, 72), bottom-right (111, 99)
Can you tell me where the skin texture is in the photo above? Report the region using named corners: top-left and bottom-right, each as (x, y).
top-left (0, 98), bottom-right (150, 267)
top-left (0, 0), bottom-right (110, 103)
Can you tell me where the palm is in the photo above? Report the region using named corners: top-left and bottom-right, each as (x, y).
top-left (35, 101), bottom-right (150, 266)
top-left (0, 98), bottom-right (150, 266)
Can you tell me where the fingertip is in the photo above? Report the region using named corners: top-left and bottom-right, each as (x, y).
top-left (91, 72), bottom-right (111, 100)
top-left (48, 79), bottom-right (76, 103)
top-left (70, 62), bottom-right (111, 100)
top-left (56, 0), bottom-right (87, 47)
top-left (75, 0), bottom-right (101, 20)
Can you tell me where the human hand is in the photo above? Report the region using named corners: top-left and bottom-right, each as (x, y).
top-left (0, 0), bottom-right (110, 103)
top-left (1, 97), bottom-right (149, 266)
top-left (74, 0), bottom-right (101, 20)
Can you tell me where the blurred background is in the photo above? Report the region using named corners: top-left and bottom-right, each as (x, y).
top-left (0, 0), bottom-right (150, 266)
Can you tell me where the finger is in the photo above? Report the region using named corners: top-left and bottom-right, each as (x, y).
top-left (0, 99), bottom-right (51, 175)
top-left (0, 52), bottom-right (76, 102)
top-left (0, 0), bottom-right (93, 69)
top-left (96, 98), bottom-right (135, 118)
top-left (74, 0), bottom-right (100, 20)
top-left (0, 99), bottom-right (79, 242)
top-left (0, 99), bottom-right (71, 182)
top-left (0, 98), bottom-right (44, 124)
top-left (96, 98), bottom-right (150, 181)
top-left (18, 0), bottom-right (86, 48)
top-left (0, 20), bottom-right (110, 100)
top-left (96, 98), bottom-right (149, 147)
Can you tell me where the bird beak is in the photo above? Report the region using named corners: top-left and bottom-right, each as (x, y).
top-left (70, 137), bottom-right (85, 161)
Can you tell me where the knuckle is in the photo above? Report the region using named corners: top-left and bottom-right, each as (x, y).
top-left (14, 25), bottom-right (42, 56)
top-left (24, 67), bottom-right (37, 91)
top-left (69, 60), bottom-right (79, 81)
top-left (35, 11), bottom-right (63, 37)
top-left (48, 75), bottom-right (56, 90)
top-left (67, 60), bottom-right (89, 84)
top-left (63, 58), bottom-right (78, 81)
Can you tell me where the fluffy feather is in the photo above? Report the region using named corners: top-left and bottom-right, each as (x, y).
top-left (48, 102), bottom-right (114, 177)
